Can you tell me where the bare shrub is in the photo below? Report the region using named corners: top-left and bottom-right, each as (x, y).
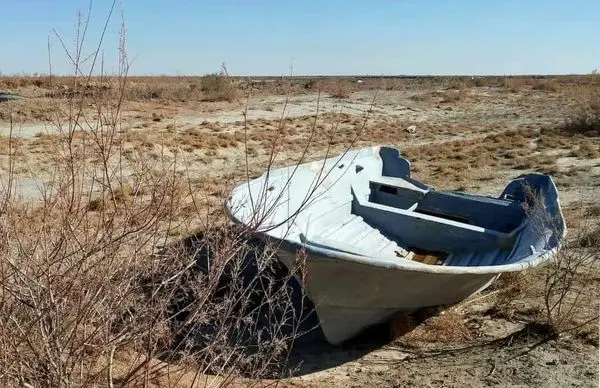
top-left (329, 89), bottom-right (351, 99)
top-left (584, 204), bottom-right (600, 217)
top-left (440, 89), bottom-right (467, 103)
top-left (531, 79), bottom-right (558, 92)
top-left (562, 101), bottom-right (600, 136)
top-left (525, 189), bottom-right (599, 338)
top-left (560, 82), bottom-right (600, 136)
top-left (200, 73), bottom-right (237, 102)
top-left (503, 77), bottom-right (527, 93)
top-left (125, 79), bottom-right (201, 101)
top-left (148, 228), bottom-right (312, 378)
top-left (0, 6), bottom-right (319, 387)
top-left (310, 79), bottom-right (353, 99)
top-left (471, 77), bottom-right (486, 87)
top-left (447, 78), bottom-right (466, 90)
top-left (0, 4), bottom-right (381, 385)
top-left (0, 76), bottom-right (193, 386)
top-left (0, 176), bottom-right (309, 386)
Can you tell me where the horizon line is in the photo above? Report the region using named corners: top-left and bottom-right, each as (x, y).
top-left (0, 72), bottom-right (596, 78)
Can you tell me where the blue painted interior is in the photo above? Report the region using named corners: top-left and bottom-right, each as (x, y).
top-left (352, 190), bottom-right (513, 254)
top-left (351, 147), bottom-right (543, 255)
top-left (418, 191), bottom-right (525, 231)
top-left (369, 187), bottom-right (525, 233)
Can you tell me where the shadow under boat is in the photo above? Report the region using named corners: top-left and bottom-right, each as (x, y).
top-left (152, 229), bottom-right (444, 378)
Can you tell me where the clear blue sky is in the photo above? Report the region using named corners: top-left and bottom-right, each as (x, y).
top-left (1, 0), bottom-right (599, 76)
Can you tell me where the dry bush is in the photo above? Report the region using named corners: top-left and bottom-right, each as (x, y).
top-left (0, 8), bottom-right (323, 387)
top-left (125, 79), bottom-right (202, 101)
top-left (329, 88), bottom-right (351, 99)
top-left (0, 75), bottom-right (55, 90)
top-left (0, 6), bottom-right (380, 385)
top-left (481, 191), bottom-right (599, 352)
top-left (0, 168), bottom-right (308, 385)
top-left (561, 89), bottom-right (600, 137)
top-left (502, 77), bottom-right (527, 93)
top-left (439, 89), bottom-right (467, 103)
top-left (446, 78), bottom-right (466, 90)
top-left (44, 82), bottom-right (113, 99)
top-left (200, 73), bottom-right (237, 102)
top-left (0, 98), bottom-right (60, 122)
top-left (531, 79), bottom-right (558, 92)
top-left (554, 75), bottom-right (600, 137)
top-left (471, 77), bottom-right (487, 87)
top-left (541, 229), bottom-right (599, 338)
top-left (469, 76), bottom-right (506, 88)
top-left (536, 131), bottom-right (572, 150)
top-left (585, 205), bottom-right (600, 217)
top-left (309, 79), bottom-right (353, 99)
top-left (577, 226), bottom-right (599, 248)
top-left (575, 141), bottom-right (600, 158)
top-left (501, 77), bottom-right (558, 93)
top-left (525, 190), bottom-right (599, 338)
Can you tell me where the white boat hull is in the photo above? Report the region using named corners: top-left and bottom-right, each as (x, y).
top-left (278, 249), bottom-right (498, 344)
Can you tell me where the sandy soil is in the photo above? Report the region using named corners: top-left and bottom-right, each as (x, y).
top-left (0, 78), bottom-right (598, 387)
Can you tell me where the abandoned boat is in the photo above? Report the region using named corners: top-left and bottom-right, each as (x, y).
top-left (225, 146), bottom-right (566, 345)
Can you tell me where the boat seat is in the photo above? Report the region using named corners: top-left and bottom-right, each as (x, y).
top-left (351, 188), bottom-right (515, 253)
top-left (369, 176), bottom-right (429, 206)
top-left (369, 175), bottom-right (428, 194)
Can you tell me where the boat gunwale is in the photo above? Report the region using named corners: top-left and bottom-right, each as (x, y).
top-left (224, 148), bottom-right (567, 276)
top-left (225, 194), bottom-right (567, 275)
top-left (245, 229), bottom-right (566, 275)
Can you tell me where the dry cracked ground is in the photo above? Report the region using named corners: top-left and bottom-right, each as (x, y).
top-left (0, 76), bottom-right (598, 387)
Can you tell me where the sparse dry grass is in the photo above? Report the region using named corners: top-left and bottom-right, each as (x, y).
top-left (0, 98), bottom-right (60, 122)
top-left (575, 141), bottom-right (600, 158)
top-left (125, 78), bottom-right (201, 101)
top-left (487, 272), bottom-right (535, 320)
top-left (402, 129), bottom-right (540, 187)
top-left (396, 308), bottom-right (473, 345)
